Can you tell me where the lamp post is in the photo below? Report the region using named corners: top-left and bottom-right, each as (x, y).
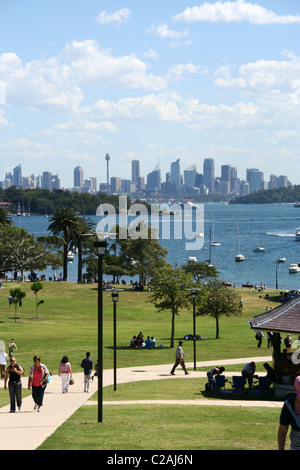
top-left (94, 236), bottom-right (107, 423)
top-left (276, 257), bottom-right (286, 290)
top-left (111, 289), bottom-right (125, 391)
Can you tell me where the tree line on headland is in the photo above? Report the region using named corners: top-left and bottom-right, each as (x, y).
top-left (230, 185), bottom-right (300, 205)
top-left (0, 186), bottom-right (126, 215)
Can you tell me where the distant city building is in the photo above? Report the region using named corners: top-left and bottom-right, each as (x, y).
top-left (171, 159), bottom-right (181, 187)
top-left (184, 165), bottom-right (196, 189)
top-left (42, 171), bottom-right (52, 191)
top-left (12, 164), bottom-right (22, 187)
top-left (203, 158), bottom-right (215, 193)
top-left (246, 168), bottom-right (264, 192)
top-left (74, 166), bottom-right (84, 188)
top-left (147, 169), bottom-right (161, 191)
top-left (131, 160), bottom-right (140, 184)
top-left (110, 176), bottom-right (122, 193)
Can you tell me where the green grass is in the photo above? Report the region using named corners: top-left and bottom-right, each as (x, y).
top-left (0, 281), bottom-right (287, 449)
top-left (38, 404), bottom-right (280, 450)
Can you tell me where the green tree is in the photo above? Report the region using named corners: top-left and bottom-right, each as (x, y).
top-left (181, 260), bottom-right (218, 283)
top-left (30, 282), bottom-right (44, 319)
top-left (150, 266), bottom-right (194, 348)
top-left (0, 207), bottom-right (12, 226)
top-left (9, 288), bottom-right (26, 323)
top-left (0, 226), bottom-right (61, 280)
top-left (118, 221), bottom-right (168, 285)
top-left (48, 207), bottom-right (82, 281)
top-left (196, 279), bottom-right (241, 339)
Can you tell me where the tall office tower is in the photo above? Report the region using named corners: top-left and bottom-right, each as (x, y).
top-left (147, 169), bottom-right (161, 191)
top-left (246, 168), bottom-right (263, 192)
top-left (74, 166), bottom-right (84, 188)
top-left (42, 171), bottom-right (52, 191)
top-left (131, 160), bottom-right (140, 183)
top-left (52, 174), bottom-right (61, 190)
top-left (221, 164), bottom-right (232, 195)
top-left (184, 165), bottom-right (196, 189)
top-left (171, 158), bottom-right (181, 187)
top-left (110, 176), bottom-right (121, 193)
top-left (12, 164), bottom-right (22, 187)
top-left (105, 153), bottom-right (110, 193)
top-left (203, 158), bottom-right (215, 193)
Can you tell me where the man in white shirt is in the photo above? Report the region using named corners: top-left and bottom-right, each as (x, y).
top-left (170, 341), bottom-right (189, 375)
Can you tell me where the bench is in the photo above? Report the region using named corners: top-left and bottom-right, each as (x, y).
top-left (242, 284), bottom-right (254, 289)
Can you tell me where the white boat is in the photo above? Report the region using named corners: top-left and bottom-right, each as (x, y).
top-left (278, 257), bottom-right (286, 263)
top-left (67, 251), bottom-right (74, 261)
top-left (235, 224), bottom-right (245, 262)
top-left (211, 215), bottom-right (221, 246)
top-left (188, 256), bottom-right (197, 262)
top-left (253, 228), bottom-right (265, 252)
top-left (289, 263), bottom-right (300, 273)
top-left (295, 228), bottom-right (300, 241)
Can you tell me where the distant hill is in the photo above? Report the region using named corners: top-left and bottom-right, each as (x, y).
top-left (230, 185), bottom-right (300, 205)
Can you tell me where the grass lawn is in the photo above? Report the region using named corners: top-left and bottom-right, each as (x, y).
top-left (0, 281), bottom-right (288, 450)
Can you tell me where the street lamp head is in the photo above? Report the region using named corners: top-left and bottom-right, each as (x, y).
top-left (111, 291), bottom-right (119, 302)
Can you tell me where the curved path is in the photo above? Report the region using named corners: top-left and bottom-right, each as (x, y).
top-left (0, 356), bottom-right (280, 450)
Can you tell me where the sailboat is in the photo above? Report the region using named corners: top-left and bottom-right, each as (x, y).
top-left (235, 224), bottom-right (245, 262)
top-left (253, 229), bottom-right (265, 252)
top-left (211, 215), bottom-right (221, 246)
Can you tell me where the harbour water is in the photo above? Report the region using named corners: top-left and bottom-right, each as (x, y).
top-left (10, 203), bottom-right (300, 290)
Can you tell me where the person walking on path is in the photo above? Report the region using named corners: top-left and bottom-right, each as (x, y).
top-left (28, 355), bottom-right (49, 412)
top-left (8, 339), bottom-right (17, 358)
top-left (278, 376), bottom-right (300, 450)
top-left (81, 352), bottom-right (93, 392)
top-left (58, 355), bottom-right (72, 394)
top-left (170, 341), bottom-right (189, 376)
top-left (4, 357), bottom-right (24, 412)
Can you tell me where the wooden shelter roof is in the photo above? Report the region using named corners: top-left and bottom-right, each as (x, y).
top-left (248, 296), bottom-right (300, 334)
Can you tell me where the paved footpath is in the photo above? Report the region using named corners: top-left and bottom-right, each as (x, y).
top-left (0, 355), bottom-right (281, 450)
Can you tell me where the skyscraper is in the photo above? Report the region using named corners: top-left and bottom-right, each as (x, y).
top-left (131, 160), bottom-right (140, 183)
top-left (171, 159), bottom-right (181, 187)
top-left (12, 164), bottom-right (22, 187)
top-left (74, 166), bottom-right (84, 188)
top-left (203, 158), bottom-right (215, 193)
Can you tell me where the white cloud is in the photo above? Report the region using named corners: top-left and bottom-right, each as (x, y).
top-left (173, 0), bottom-right (300, 25)
top-left (149, 23), bottom-right (189, 39)
top-left (95, 8), bottom-right (132, 25)
top-left (214, 56), bottom-right (300, 101)
top-left (0, 40), bottom-right (168, 113)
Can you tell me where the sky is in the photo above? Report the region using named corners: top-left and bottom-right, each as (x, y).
top-left (0, 0), bottom-right (299, 189)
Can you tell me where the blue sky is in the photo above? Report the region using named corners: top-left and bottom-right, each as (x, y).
top-left (0, 0), bottom-right (299, 188)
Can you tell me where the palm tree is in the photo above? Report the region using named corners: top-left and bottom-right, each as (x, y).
top-left (71, 216), bottom-right (95, 283)
top-left (0, 207), bottom-right (12, 226)
top-left (48, 207), bottom-right (81, 281)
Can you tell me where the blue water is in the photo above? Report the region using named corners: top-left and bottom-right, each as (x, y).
top-left (11, 203), bottom-right (300, 290)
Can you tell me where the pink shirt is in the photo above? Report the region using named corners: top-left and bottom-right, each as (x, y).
top-left (59, 362), bottom-right (71, 373)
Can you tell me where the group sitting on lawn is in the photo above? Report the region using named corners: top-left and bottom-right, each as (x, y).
top-left (130, 332), bottom-right (157, 349)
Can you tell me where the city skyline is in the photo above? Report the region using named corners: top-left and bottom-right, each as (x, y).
top-left (1, 158), bottom-right (291, 198)
top-left (0, 1), bottom-right (299, 187)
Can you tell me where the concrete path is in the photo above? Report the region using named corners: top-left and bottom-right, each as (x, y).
top-left (0, 356), bottom-right (277, 450)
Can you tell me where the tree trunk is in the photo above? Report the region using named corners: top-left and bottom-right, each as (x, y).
top-left (63, 236), bottom-right (68, 281)
top-left (215, 316), bottom-right (219, 339)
